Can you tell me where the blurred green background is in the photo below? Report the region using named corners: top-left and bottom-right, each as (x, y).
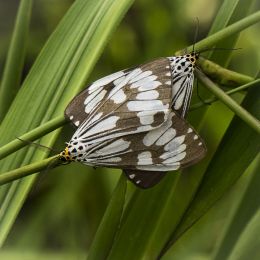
top-left (0, 0), bottom-right (259, 259)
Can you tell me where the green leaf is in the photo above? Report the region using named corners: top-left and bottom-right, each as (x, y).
top-left (169, 82), bottom-right (260, 246)
top-left (0, 115), bottom-right (66, 160)
top-left (0, 156), bottom-right (58, 186)
top-left (207, 0), bottom-right (256, 65)
top-left (228, 211), bottom-right (260, 260)
top-left (212, 155), bottom-right (260, 260)
top-left (196, 71), bottom-right (260, 134)
top-left (105, 3), bottom-right (259, 259)
top-left (0, 0), bottom-right (134, 246)
top-left (0, 0), bottom-right (33, 121)
top-left (87, 175), bottom-right (127, 260)
top-left (184, 11), bottom-right (260, 54)
top-left (107, 174), bottom-right (181, 259)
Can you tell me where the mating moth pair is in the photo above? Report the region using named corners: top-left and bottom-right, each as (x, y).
top-left (59, 51), bottom-right (206, 188)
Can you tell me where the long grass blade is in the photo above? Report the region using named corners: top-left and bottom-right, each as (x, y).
top-left (0, 0), bottom-right (33, 121)
top-left (0, 0), bottom-right (134, 246)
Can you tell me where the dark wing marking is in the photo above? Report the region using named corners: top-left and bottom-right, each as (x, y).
top-left (124, 169), bottom-right (166, 189)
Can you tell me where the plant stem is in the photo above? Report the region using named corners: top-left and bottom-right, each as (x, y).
top-left (0, 115), bottom-right (67, 160)
top-left (1, 10), bottom-right (259, 160)
top-left (196, 70), bottom-right (260, 134)
top-left (197, 57), bottom-right (254, 87)
top-left (190, 79), bottom-right (260, 111)
top-left (184, 11), bottom-right (260, 53)
top-left (0, 155), bottom-right (60, 186)
top-left (0, 0), bottom-right (32, 121)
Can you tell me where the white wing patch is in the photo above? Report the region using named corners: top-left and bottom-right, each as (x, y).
top-left (160, 144), bottom-right (186, 160)
top-left (84, 89), bottom-right (107, 114)
top-left (86, 112), bottom-right (103, 127)
top-left (136, 90), bottom-right (159, 100)
top-left (94, 157), bottom-right (122, 163)
top-left (129, 70), bottom-right (153, 83)
top-left (79, 115), bottom-right (120, 139)
top-left (137, 112), bottom-right (188, 171)
top-left (88, 71), bottom-right (125, 93)
top-left (96, 139), bottom-right (131, 155)
top-left (127, 100), bottom-right (168, 112)
top-left (137, 110), bottom-right (164, 126)
top-left (130, 77), bottom-right (161, 91)
top-left (162, 152), bottom-right (186, 164)
top-left (164, 135), bottom-right (185, 151)
top-left (143, 113), bottom-right (174, 146)
top-left (110, 89), bottom-right (127, 104)
top-left (137, 151), bottom-right (153, 165)
top-left (155, 128), bottom-right (176, 146)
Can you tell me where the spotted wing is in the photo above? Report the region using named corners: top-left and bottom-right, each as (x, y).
top-left (70, 112), bottom-right (206, 188)
top-left (171, 73), bottom-right (194, 118)
top-left (168, 55), bottom-right (196, 118)
top-left (65, 58), bottom-right (173, 134)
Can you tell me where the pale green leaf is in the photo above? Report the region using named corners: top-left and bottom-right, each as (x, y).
top-left (0, 0), bottom-right (134, 246)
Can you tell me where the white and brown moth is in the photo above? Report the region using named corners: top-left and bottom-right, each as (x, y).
top-left (59, 52), bottom-right (206, 188)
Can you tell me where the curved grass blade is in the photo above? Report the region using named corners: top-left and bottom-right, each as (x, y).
top-left (196, 71), bottom-right (260, 134)
top-left (0, 0), bottom-right (134, 246)
top-left (0, 115), bottom-right (66, 160)
top-left (207, 0), bottom-right (256, 65)
top-left (228, 211), bottom-right (260, 260)
top-left (165, 83), bottom-right (260, 250)
top-left (0, 156), bottom-right (59, 186)
top-left (0, 0), bottom-right (33, 121)
top-left (106, 3), bottom-right (259, 259)
top-left (87, 175), bottom-right (127, 260)
top-left (212, 155), bottom-right (260, 260)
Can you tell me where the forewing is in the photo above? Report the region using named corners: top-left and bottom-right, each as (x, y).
top-left (76, 112), bottom-right (206, 172)
top-left (68, 109), bottom-right (170, 150)
top-left (168, 55), bottom-right (196, 118)
top-left (171, 73), bottom-right (194, 118)
top-left (65, 58), bottom-right (173, 130)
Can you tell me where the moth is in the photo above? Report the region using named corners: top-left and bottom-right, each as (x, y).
top-left (59, 52), bottom-right (207, 188)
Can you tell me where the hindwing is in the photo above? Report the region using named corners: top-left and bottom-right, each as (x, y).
top-left (123, 169), bottom-right (166, 189)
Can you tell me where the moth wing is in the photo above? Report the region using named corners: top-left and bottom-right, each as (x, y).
top-left (171, 73), bottom-right (194, 118)
top-left (168, 55), bottom-right (196, 119)
top-left (65, 58), bottom-right (173, 132)
top-left (77, 112), bottom-right (206, 189)
top-left (69, 109), bottom-right (170, 148)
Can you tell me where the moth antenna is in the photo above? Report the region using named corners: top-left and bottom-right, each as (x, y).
top-left (193, 17), bottom-right (200, 53)
top-left (16, 136), bottom-right (59, 153)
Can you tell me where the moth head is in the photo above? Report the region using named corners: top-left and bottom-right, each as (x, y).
top-left (59, 140), bottom-right (87, 163)
top-left (185, 51), bottom-right (199, 67)
top-left (59, 147), bottom-right (73, 164)
top-left (170, 52), bottom-right (199, 77)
